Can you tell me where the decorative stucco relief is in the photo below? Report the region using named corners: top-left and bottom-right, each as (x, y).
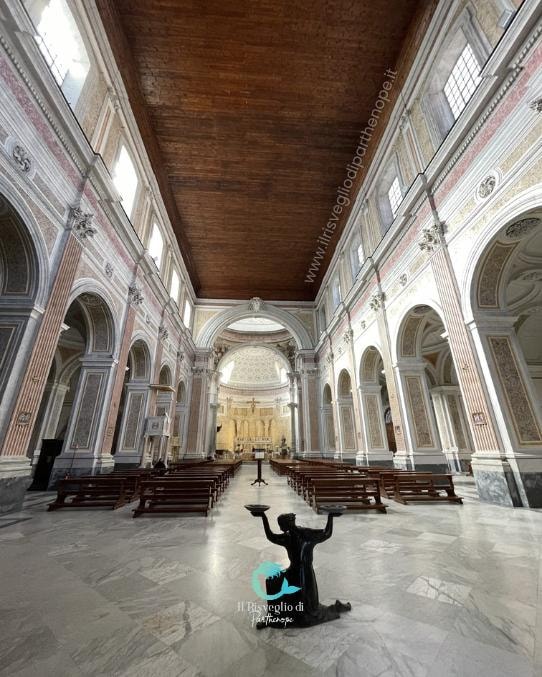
top-left (488, 336), bottom-right (542, 444)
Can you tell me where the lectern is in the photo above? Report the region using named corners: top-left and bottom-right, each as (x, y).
top-left (251, 450), bottom-right (268, 485)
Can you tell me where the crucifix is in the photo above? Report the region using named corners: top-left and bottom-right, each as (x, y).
top-left (250, 397), bottom-right (258, 413)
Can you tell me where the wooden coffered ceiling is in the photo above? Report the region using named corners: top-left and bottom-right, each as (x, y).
top-left (96, 0), bottom-right (436, 301)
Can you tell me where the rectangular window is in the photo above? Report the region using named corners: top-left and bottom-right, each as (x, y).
top-left (35, 0), bottom-right (89, 105)
top-left (444, 44), bottom-right (481, 119)
top-left (113, 146), bottom-right (139, 218)
top-left (387, 177), bottom-right (402, 217)
top-left (318, 305), bottom-right (327, 333)
top-left (170, 269), bottom-right (180, 303)
top-left (332, 277), bottom-right (341, 309)
top-left (183, 299), bottom-right (192, 328)
top-left (148, 223), bottom-right (164, 270)
top-left (350, 240), bottom-right (363, 278)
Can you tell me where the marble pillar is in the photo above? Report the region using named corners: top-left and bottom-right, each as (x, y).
top-left (396, 362), bottom-right (449, 472)
top-left (469, 316), bottom-right (542, 507)
top-left (186, 350), bottom-right (212, 459)
top-left (358, 384), bottom-right (395, 467)
top-left (0, 232), bottom-right (82, 511)
top-left (49, 355), bottom-right (116, 486)
top-left (430, 385), bottom-right (472, 472)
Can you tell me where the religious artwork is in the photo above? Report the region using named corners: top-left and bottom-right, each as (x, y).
top-left (477, 241), bottom-right (517, 308)
top-left (488, 336), bottom-right (542, 444)
top-left (478, 175), bottom-right (496, 198)
top-left (245, 506), bottom-right (351, 628)
top-left (404, 375), bottom-right (434, 448)
top-left (12, 144), bottom-right (32, 172)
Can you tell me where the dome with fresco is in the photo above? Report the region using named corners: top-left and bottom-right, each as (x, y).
top-left (219, 346), bottom-right (289, 389)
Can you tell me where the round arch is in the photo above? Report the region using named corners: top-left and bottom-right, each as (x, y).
top-left (176, 380), bottom-right (187, 403)
top-left (322, 383), bottom-right (333, 404)
top-left (67, 279), bottom-right (118, 355)
top-left (197, 301), bottom-right (313, 350)
top-left (395, 302), bottom-right (447, 362)
top-left (359, 346), bottom-right (385, 386)
top-left (158, 364), bottom-right (173, 386)
top-left (215, 341), bottom-right (292, 376)
top-left (337, 368), bottom-right (353, 398)
top-left (462, 188), bottom-right (542, 321)
top-left (0, 186), bottom-right (49, 307)
top-left (128, 339), bottom-right (152, 382)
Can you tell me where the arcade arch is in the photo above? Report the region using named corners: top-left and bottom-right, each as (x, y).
top-left (396, 304), bottom-right (471, 471)
top-left (29, 291), bottom-right (116, 486)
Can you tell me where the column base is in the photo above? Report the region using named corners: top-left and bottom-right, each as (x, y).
top-left (443, 449), bottom-right (472, 473)
top-left (394, 452), bottom-right (450, 473)
top-left (0, 457), bottom-right (32, 513)
top-left (321, 449), bottom-right (336, 459)
top-left (302, 450), bottom-right (322, 459)
top-left (360, 451), bottom-right (395, 468)
top-left (471, 456), bottom-right (522, 507)
top-left (49, 453), bottom-right (115, 488)
top-left (183, 451), bottom-right (206, 460)
top-left (113, 453), bottom-right (143, 468)
top-left (513, 458), bottom-right (542, 508)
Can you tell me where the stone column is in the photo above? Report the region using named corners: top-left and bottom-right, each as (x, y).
top-left (113, 383), bottom-right (149, 467)
top-left (343, 327), bottom-right (364, 458)
top-left (141, 329), bottom-right (164, 467)
top-left (371, 292), bottom-right (408, 459)
top-left (320, 404), bottom-right (336, 457)
top-left (298, 351), bottom-right (322, 458)
top-left (418, 222), bottom-right (517, 503)
top-left (287, 371), bottom-right (300, 454)
top-left (430, 386), bottom-right (472, 472)
top-left (30, 381), bottom-right (69, 467)
top-left (396, 361), bottom-right (449, 472)
top-left (357, 384), bottom-right (394, 467)
top-left (186, 350), bottom-right (212, 458)
top-left (0, 229), bottom-right (82, 512)
top-left (287, 402), bottom-right (298, 454)
top-left (469, 315), bottom-right (542, 507)
top-left (100, 287), bottom-right (141, 456)
top-left (49, 354), bottom-right (116, 485)
top-left (206, 370), bottom-right (221, 457)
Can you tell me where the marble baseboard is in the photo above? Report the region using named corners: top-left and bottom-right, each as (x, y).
top-left (518, 472), bottom-right (542, 508)
top-left (410, 462), bottom-right (451, 473)
top-left (473, 468), bottom-right (522, 507)
top-left (113, 462), bottom-right (141, 470)
top-left (365, 458), bottom-right (395, 468)
top-left (48, 464), bottom-right (114, 489)
top-left (0, 474), bottom-right (32, 513)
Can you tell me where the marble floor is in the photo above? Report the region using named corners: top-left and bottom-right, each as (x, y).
top-left (1, 465), bottom-right (542, 677)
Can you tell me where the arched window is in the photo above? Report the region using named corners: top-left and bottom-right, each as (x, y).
top-left (148, 223), bottom-right (164, 270)
top-left (33, 0), bottom-right (90, 107)
top-left (113, 145), bottom-right (139, 218)
top-left (170, 268), bottom-right (180, 303)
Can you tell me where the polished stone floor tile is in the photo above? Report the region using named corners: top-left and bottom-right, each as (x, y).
top-left (1, 466), bottom-right (542, 676)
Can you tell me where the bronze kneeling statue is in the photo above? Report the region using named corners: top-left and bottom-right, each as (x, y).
top-left (245, 505), bottom-right (351, 629)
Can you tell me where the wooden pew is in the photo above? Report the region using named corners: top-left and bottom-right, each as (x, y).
top-left (393, 473), bottom-right (463, 505)
top-left (310, 477), bottom-right (387, 513)
top-left (133, 479), bottom-right (212, 517)
top-left (47, 476), bottom-right (133, 511)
